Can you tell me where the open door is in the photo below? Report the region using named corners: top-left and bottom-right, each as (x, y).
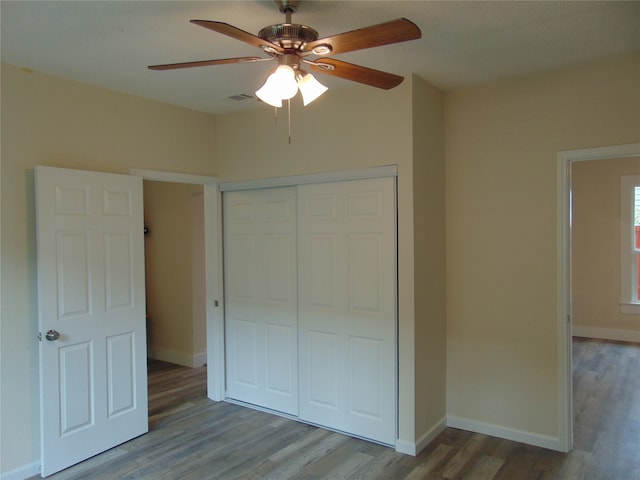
top-left (35, 166), bottom-right (148, 477)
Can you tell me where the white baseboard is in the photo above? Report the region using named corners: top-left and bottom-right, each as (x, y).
top-left (447, 415), bottom-right (561, 451)
top-left (147, 346), bottom-right (207, 368)
top-left (395, 416), bottom-right (447, 456)
top-left (191, 352), bottom-right (207, 368)
top-left (572, 326), bottom-right (640, 343)
top-left (1, 461), bottom-right (39, 480)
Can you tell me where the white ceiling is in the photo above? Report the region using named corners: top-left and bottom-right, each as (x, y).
top-left (2, 1), bottom-right (639, 114)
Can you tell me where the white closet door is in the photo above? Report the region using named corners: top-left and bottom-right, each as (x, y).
top-left (297, 177), bottom-right (397, 445)
top-left (224, 187), bottom-right (298, 415)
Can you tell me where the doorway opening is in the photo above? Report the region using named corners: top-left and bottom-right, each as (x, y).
top-left (557, 143), bottom-right (640, 452)
top-left (569, 154), bottom-right (640, 460)
top-left (130, 168), bottom-right (224, 403)
top-left (142, 181), bottom-right (206, 368)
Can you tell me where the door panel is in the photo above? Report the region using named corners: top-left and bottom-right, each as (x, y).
top-left (105, 232), bottom-right (134, 310)
top-left (59, 342), bottom-right (93, 434)
top-left (307, 330), bottom-right (339, 408)
top-left (265, 323), bottom-right (295, 395)
top-left (307, 234), bottom-right (338, 307)
top-left (107, 333), bottom-right (135, 416)
top-left (224, 187), bottom-right (298, 415)
top-left (57, 231), bottom-right (91, 317)
top-left (298, 177), bottom-right (396, 445)
top-left (36, 166), bottom-right (147, 477)
top-left (233, 319), bottom-right (258, 387)
top-left (349, 234), bottom-right (382, 312)
top-left (349, 336), bottom-right (383, 418)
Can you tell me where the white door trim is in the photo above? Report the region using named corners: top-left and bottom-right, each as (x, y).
top-left (219, 165), bottom-right (398, 192)
top-left (130, 169), bottom-right (219, 186)
top-left (556, 142), bottom-right (640, 452)
top-left (129, 169), bottom-right (225, 401)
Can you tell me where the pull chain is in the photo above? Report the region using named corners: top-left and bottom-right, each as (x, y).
top-left (270, 101), bottom-right (292, 144)
top-left (288, 99), bottom-right (292, 145)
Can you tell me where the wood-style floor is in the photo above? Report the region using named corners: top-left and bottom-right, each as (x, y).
top-left (34, 337), bottom-right (639, 480)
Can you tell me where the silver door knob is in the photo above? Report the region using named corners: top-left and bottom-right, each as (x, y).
top-left (45, 330), bottom-right (60, 341)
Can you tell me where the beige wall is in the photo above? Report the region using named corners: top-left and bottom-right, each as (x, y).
top-left (143, 181), bottom-right (206, 365)
top-left (216, 75), bottom-right (447, 449)
top-left (572, 157), bottom-right (640, 335)
top-left (0, 64), bottom-right (217, 474)
top-left (445, 53), bottom-right (640, 438)
top-left (411, 76), bottom-right (447, 440)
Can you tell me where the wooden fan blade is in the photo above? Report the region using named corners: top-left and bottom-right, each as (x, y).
top-left (304, 18), bottom-right (421, 56)
top-left (310, 58), bottom-right (404, 90)
top-left (190, 20), bottom-right (284, 53)
top-left (148, 57), bottom-right (266, 71)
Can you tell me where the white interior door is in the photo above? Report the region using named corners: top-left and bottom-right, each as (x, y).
top-left (36, 166), bottom-right (148, 477)
top-left (224, 187), bottom-right (298, 415)
top-left (297, 177), bottom-right (397, 445)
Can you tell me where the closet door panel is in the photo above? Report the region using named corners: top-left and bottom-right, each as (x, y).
top-left (224, 187), bottom-right (298, 415)
top-left (233, 319), bottom-right (258, 387)
top-left (306, 330), bottom-right (339, 408)
top-left (298, 177), bottom-right (397, 445)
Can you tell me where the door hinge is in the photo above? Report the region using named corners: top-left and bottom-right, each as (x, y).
top-left (566, 315), bottom-right (571, 325)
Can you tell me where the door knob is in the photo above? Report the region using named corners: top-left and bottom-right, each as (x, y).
top-left (45, 330), bottom-right (60, 341)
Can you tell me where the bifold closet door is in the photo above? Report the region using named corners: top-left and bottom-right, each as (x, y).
top-left (297, 177), bottom-right (397, 445)
top-left (223, 187), bottom-right (298, 415)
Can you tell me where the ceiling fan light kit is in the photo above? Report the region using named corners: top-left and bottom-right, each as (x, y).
top-left (148, 1), bottom-right (421, 103)
top-left (256, 66), bottom-right (328, 108)
top-left (297, 71), bottom-right (328, 106)
top-left (256, 65), bottom-right (296, 107)
top-left (254, 51), bottom-right (329, 107)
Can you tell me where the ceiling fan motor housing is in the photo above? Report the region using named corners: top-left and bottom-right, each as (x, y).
top-left (258, 23), bottom-right (319, 51)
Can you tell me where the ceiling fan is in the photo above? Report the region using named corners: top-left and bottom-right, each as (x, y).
top-left (148, 0), bottom-right (421, 107)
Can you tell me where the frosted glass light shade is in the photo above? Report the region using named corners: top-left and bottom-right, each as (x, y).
top-left (297, 72), bottom-right (328, 106)
top-left (255, 65), bottom-right (298, 107)
top-left (270, 65), bottom-right (298, 98)
top-left (255, 82), bottom-right (283, 107)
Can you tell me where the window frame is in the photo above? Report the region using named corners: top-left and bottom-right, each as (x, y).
top-left (620, 174), bottom-right (640, 314)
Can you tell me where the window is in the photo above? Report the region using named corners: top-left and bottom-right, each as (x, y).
top-left (620, 175), bottom-right (640, 314)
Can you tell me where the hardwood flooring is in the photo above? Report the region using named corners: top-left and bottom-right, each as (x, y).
top-left (570, 337), bottom-right (640, 479)
top-left (33, 337), bottom-right (639, 480)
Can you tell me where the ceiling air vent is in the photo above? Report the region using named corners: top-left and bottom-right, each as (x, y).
top-left (227, 93), bottom-right (254, 101)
